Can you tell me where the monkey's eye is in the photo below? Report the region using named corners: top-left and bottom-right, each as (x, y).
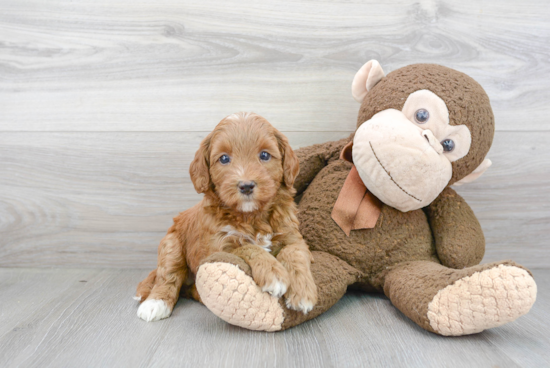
top-left (259, 151), bottom-right (271, 161)
top-left (219, 154), bottom-right (231, 165)
top-left (414, 109), bottom-right (430, 124)
top-left (441, 139), bottom-right (455, 152)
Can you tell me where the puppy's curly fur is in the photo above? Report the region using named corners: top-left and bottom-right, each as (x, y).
top-left (135, 112), bottom-right (318, 322)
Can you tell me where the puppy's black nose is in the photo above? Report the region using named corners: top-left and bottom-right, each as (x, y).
top-left (238, 181), bottom-right (255, 195)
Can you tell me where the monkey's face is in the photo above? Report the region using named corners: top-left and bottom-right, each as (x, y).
top-left (351, 89), bottom-right (472, 212)
top-left (347, 61), bottom-right (494, 212)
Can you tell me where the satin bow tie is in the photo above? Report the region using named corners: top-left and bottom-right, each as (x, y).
top-left (331, 164), bottom-right (382, 237)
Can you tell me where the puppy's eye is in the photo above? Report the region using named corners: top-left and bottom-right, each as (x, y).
top-left (259, 151), bottom-right (271, 161)
top-left (415, 108), bottom-right (429, 124)
top-left (219, 154), bottom-right (231, 165)
top-left (441, 139), bottom-right (455, 152)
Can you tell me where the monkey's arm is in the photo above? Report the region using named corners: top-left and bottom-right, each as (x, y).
top-left (294, 136), bottom-right (352, 195)
top-left (424, 187), bottom-right (485, 269)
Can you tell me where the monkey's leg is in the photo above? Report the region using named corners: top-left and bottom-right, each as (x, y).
top-left (137, 232), bottom-right (188, 322)
top-left (181, 283), bottom-right (202, 303)
top-left (382, 260), bottom-right (537, 336)
top-left (195, 251), bottom-right (361, 331)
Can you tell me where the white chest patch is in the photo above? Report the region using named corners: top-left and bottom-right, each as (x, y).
top-left (240, 201), bottom-right (258, 213)
top-left (220, 225), bottom-right (276, 252)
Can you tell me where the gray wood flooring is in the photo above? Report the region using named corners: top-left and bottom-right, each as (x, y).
top-left (0, 267), bottom-right (548, 368)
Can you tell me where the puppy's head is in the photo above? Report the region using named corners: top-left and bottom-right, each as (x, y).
top-left (189, 112), bottom-right (299, 213)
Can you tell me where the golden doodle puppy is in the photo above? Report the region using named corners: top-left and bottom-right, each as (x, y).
top-left (135, 112), bottom-right (318, 322)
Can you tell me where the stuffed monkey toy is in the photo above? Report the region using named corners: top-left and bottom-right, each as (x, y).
top-left (194, 61), bottom-right (537, 336)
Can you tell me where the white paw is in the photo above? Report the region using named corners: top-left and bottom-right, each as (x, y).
top-left (262, 277), bottom-right (287, 298)
top-left (286, 297), bottom-right (315, 314)
top-left (133, 295), bottom-right (142, 301)
top-left (137, 299), bottom-right (172, 322)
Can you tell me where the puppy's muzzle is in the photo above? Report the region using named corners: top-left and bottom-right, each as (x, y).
top-left (238, 181), bottom-right (256, 195)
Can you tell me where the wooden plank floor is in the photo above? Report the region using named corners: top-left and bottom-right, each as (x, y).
top-left (0, 267), bottom-right (548, 368)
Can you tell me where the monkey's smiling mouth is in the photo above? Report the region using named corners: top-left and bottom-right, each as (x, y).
top-left (368, 142), bottom-right (422, 202)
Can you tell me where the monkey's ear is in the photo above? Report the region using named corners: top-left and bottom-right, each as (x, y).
top-left (189, 135), bottom-right (212, 193)
top-left (340, 141), bottom-right (354, 163)
top-left (453, 159), bottom-right (492, 186)
top-left (352, 60), bottom-right (386, 102)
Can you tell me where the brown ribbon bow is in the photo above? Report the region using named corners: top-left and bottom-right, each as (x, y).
top-left (331, 142), bottom-right (382, 236)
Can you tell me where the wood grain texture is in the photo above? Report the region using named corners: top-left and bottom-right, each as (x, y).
top-left (0, 0), bottom-right (548, 269)
top-left (0, 131), bottom-right (548, 269)
top-left (0, 267), bottom-right (548, 367)
top-left (0, 0), bottom-right (549, 132)
top-left (455, 132), bottom-right (550, 268)
top-left (0, 131), bottom-right (351, 268)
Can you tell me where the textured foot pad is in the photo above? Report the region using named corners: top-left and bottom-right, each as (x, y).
top-left (428, 265), bottom-right (537, 336)
top-left (196, 262), bottom-right (284, 331)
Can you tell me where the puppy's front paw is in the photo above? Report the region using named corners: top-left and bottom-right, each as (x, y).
top-left (253, 262), bottom-right (290, 298)
top-left (262, 276), bottom-right (288, 298)
top-left (285, 271), bottom-right (318, 314)
top-left (137, 299), bottom-right (172, 322)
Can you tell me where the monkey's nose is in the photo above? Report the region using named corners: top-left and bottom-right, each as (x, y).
top-left (422, 129), bottom-right (443, 154)
top-left (238, 181), bottom-right (256, 195)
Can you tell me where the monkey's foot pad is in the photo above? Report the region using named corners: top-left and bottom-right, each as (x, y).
top-left (196, 262), bottom-right (284, 331)
top-left (427, 265), bottom-right (537, 336)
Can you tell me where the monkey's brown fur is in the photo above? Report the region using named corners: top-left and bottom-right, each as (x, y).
top-left (282, 64), bottom-right (530, 331)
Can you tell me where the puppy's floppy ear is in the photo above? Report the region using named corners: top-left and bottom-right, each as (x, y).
top-left (276, 132), bottom-right (299, 188)
top-left (189, 134), bottom-right (212, 194)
